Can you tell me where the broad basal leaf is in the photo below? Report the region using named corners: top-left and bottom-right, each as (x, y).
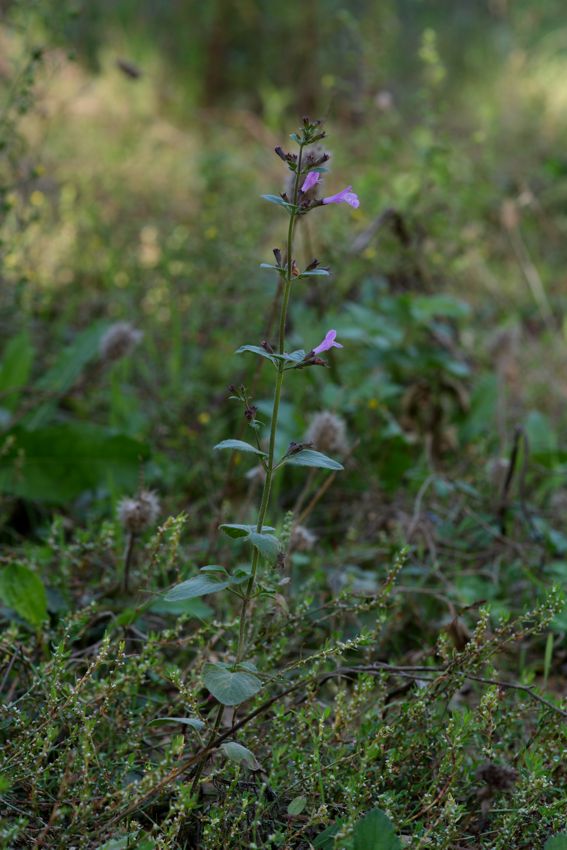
top-left (0, 424), bottom-right (149, 503)
top-left (352, 808), bottom-right (401, 850)
top-left (0, 563), bottom-right (48, 628)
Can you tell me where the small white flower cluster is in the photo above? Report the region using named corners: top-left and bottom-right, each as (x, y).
top-left (117, 489), bottom-right (160, 534)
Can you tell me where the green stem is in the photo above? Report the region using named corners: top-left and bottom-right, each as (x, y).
top-left (236, 143), bottom-right (305, 662)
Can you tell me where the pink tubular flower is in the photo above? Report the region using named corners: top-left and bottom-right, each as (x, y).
top-left (323, 186), bottom-right (360, 208)
top-left (301, 171), bottom-right (320, 193)
top-left (312, 329), bottom-right (343, 355)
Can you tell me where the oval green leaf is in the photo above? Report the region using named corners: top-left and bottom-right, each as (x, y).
top-left (164, 567), bottom-right (231, 601)
top-left (203, 662), bottom-right (262, 706)
top-left (220, 741), bottom-right (260, 770)
top-left (287, 795), bottom-right (307, 816)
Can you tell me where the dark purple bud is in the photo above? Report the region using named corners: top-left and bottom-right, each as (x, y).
top-left (274, 146), bottom-right (287, 161)
top-left (305, 259), bottom-right (320, 271)
top-left (261, 340), bottom-right (274, 354)
top-left (287, 441), bottom-right (313, 455)
top-left (228, 384), bottom-right (237, 393)
top-left (244, 405), bottom-right (257, 422)
top-left (273, 248), bottom-right (282, 266)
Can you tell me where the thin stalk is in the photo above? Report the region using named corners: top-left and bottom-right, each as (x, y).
top-left (236, 144), bottom-right (305, 661)
top-left (190, 702), bottom-right (223, 796)
top-left (122, 532), bottom-right (136, 593)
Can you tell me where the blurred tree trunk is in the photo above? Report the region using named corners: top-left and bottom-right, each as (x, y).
top-left (296, 0), bottom-right (319, 116)
top-left (202, 0), bottom-right (231, 105)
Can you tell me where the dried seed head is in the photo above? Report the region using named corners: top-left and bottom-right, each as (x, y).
top-left (100, 322), bottom-right (143, 363)
top-left (476, 761), bottom-right (517, 791)
top-left (305, 411), bottom-right (348, 456)
top-left (117, 489), bottom-right (160, 534)
top-left (290, 525), bottom-right (318, 552)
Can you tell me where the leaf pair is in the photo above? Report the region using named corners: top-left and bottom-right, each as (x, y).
top-left (220, 523), bottom-right (281, 561)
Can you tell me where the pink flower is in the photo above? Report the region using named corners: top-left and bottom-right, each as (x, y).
top-left (323, 186), bottom-right (360, 208)
top-left (312, 329), bottom-right (343, 355)
top-left (301, 171), bottom-right (320, 193)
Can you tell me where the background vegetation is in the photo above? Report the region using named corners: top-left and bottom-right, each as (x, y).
top-left (0, 1), bottom-right (566, 848)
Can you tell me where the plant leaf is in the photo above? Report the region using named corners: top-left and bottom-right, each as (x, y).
top-left (248, 531), bottom-right (280, 561)
top-left (220, 741), bottom-right (261, 770)
top-left (149, 597), bottom-right (213, 618)
top-left (219, 523), bottom-right (275, 538)
top-left (261, 194), bottom-right (296, 211)
top-left (203, 662), bottom-right (262, 706)
top-left (545, 835), bottom-right (567, 850)
top-left (284, 449), bottom-right (343, 471)
top-left (236, 345), bottom-right (278, 366)
top-left (313, 822), bottom-right (344, 849)
top-left (0, 563), bottom-right (48, 628)
top-left (0, 331), bottom-right (35, 413)
top-left (164, 567), bottom-right (233, 601)
top-left (149, 717), bottom-right (205, 730)
top-left (0, 424), bottom-right (149, 504)
top-left (287, 796), bottom-right (307, 816)
top-left (353, 808), bottom-right (401, 850)
top-left (299, 269), bottom-right (330, 278)
top-left (26, 321), bottom-right (111, 428)
top-left (283, 349), bottom-right (307, 363)
top-left (214, 439), bottom-right (266, 456)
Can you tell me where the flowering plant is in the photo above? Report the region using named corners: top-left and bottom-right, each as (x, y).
top-left (164, 118), bottom-right (358, 781)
